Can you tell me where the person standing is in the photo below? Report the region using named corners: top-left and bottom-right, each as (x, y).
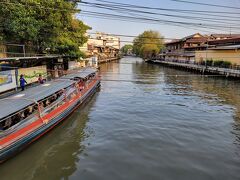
top-left (19, 74), bottom-right (27, 91)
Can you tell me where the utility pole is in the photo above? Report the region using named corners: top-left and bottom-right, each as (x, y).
top-left (205, 42), bottom-right (208, 68)
top-left (23, 45), bottom-right (26, 57)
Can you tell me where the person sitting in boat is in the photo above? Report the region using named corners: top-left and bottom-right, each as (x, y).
top-left (39, 102), bottom-right (44, 112)
top-left (0, 119), bottom-right (5, 131)
top-left (0, 122), bottom-right (4, 131)
top-left (4, 117), bottom-right (12, 130)
top-left (28, 106), bottom-right (33, 114)
top-left (19, 74), bottom-right (27, 91)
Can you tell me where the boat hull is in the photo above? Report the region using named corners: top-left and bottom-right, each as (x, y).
top-left (0, 80), bottom-right (100, 163)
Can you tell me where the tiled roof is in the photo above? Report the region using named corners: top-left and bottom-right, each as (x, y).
top-left (165, 33), bottom-right (203, 45)
top-left (185, 37), bottom-right (208, 43)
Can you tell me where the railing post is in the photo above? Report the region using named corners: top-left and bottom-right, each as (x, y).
top-left (15, 68), bottom-right (19, 92)
top-left (37, 103), bottom-right (42, 119)
top-left (64, 89), bottom-right (67, 102)
top-left (75, 82), bottom-right (80, 95)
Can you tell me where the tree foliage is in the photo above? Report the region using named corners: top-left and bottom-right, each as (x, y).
top-left (0, 0), bottom-right (90, 58)
top-left (133, 30), bottom-right (164, 59)
top-left (121, 44), bottom-right (133, 54)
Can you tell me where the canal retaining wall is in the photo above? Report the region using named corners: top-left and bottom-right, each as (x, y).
top-left (148, 60), bottom-right (240, 78)
top-left (98, 57), bottom-right (120, 64)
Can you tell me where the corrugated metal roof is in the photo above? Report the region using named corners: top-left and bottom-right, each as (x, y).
top-left (209, 44), bottom-right (240, 50)
top-left (0, 55), bottom-right (59, 62)
top-left (61, 67), bottom-right (97, 80)
top-left (0, 79), bottom-right (74, 120)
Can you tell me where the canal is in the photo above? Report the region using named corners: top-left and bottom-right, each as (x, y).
top-left (1, 57), bottom-right (240, 180)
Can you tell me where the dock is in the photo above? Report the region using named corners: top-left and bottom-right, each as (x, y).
top-left (98, 57), bottom-right (120, 64)
top-left (148, 60), bottom-right (240, 78)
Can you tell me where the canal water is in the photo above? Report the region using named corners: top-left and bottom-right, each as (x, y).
top-left (1, 57), bottom-right (240, 180)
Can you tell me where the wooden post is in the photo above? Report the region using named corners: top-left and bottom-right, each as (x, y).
top-left (64, 89), bottom-right (67, 102)
top-left (37, 102), bottom-right (43, 121)
top-left (15, 68), bottom-right (18, 92)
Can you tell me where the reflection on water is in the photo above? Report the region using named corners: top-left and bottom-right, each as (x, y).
top-left (0, 94), bottom-right (99, 180)
top-left (1, 57), bottom-right (240, 180)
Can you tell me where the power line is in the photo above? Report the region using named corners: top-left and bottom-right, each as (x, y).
top-left (92, 0), bottom-right (240, 14)
top-left (82, 0), bottom-right (240, 33)
top-left (79, 1), bottom-right (240, 33)
top-left (81, 10), bottom-right (240, 31)
top-left (81, 13), bottom-right (233, 34)
top-left (80, 3), bottom-right (240, 33)
top-left (81, 13), bottom-right (217, 34)
top-left (81, 1), bottom-right (240, 23)
top-left (88, 32), bottom-right (177, 40)
top-left (171, 0), bottom-right (240, 10)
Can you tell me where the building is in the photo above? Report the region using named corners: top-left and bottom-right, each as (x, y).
top-left (195, 37), bottom-right (240, 66)
top-left (104, 35), bottom-right (120, 50)
top-left (162, 33), bottom-right (240, 65)
top-left (163, 33), bottom-right (208, 63)
top-left (95, 32), bottom-right (120, 50)
top-left (79, 32), bottom-right (120, 62)
top-left (209, 34), bottom-right (240, 40)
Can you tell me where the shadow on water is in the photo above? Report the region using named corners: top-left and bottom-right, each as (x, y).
top-left (0, 93), bottom-right (99, 180)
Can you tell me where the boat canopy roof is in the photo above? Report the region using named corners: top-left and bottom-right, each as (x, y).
top-left (61, 67), bottom-right (97, 80)
top-left (0, 79), bottom-right (74, 120)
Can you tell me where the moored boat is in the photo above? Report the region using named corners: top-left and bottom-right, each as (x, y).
top-left (0, 67), bottom-right (100, 163)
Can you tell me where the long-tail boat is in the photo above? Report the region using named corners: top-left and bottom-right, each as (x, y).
top-left (0, 67), bottom-right (100, 163)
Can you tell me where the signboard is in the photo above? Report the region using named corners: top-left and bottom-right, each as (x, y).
top-left (18, 65), bottom-right (47, 85)
top-left (0, 70), bottom-right (17, 93)
top-left (0, 70), bottom-right (12, 85)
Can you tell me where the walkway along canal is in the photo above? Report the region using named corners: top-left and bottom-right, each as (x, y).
top-left (149, 59), bottom-right (240, 78)
top-left (0, 57), bottom-right (240, 180)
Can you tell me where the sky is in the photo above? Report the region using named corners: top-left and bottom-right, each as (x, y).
top-left (77, 0), bottom-right (240, 45)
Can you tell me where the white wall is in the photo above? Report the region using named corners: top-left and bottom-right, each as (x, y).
top-left (68, 61), bottom-right (82, 70)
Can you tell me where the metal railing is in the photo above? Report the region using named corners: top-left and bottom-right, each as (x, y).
top-left (153, 58), bottom-right (240, 70)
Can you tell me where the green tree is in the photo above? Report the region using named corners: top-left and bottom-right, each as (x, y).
top-left (133, 30), bottom-right (164, 59)
top-left (121, 44), bottom-right (133, 55)
top-left (0, 0), bottom-right (90, 58)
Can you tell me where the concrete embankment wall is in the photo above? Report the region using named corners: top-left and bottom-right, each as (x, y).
top-left (98, 57), bottom-right (120, 64)
top-left (148, 60), bottom-right (240, 78)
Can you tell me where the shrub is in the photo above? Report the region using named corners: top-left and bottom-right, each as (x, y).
top-left (222, 61), bottom-right (232, 68)
top-left (206, 59), bottom-right (213, 66)
top-left (213, 60), bottom-right (232, 68)
top-left (213, 60), bottom-right (224, 67)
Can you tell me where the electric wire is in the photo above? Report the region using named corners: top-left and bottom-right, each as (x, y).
top-left (171, 0), bottom-right (240, 10)
top-left (80, 2), bottom-right (240, 23)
